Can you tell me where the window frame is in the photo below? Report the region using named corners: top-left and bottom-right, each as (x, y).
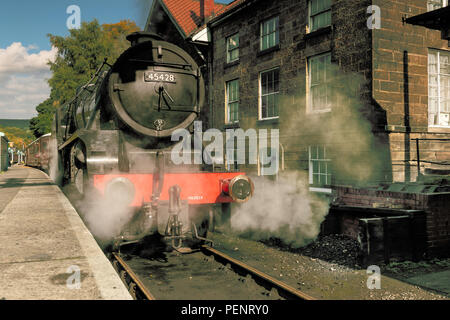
top-left (225, 79), bottom-right (240, 124)
top-left (260, 16), bottom-right (279, 52)
top-left (308, 0), bottom-right (332, 33)
top-left (259, 67), bottom-right (280, 121)
top-left (226, 33), bottom-right (240, 64)
top-left (427, 0), bottom-right (448, 11)
top-left (308, 145), bottom-right (332, 191)
top-left (428, 49), bottom-right (450, 128)
top-left (307, 52), bottom-right (332, 114)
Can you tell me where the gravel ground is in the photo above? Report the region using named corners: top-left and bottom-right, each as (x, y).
top-left (262, 234), bottom-right (363, 268)
top-left (208, 230), bottom-right (449, 300)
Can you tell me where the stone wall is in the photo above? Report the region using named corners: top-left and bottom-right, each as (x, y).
top-left (372, 0), bottom-right (450, 182)
top-left (209, 0), bottom-right (392, 184)
top-left (331, 185), bottom-right (450, 258)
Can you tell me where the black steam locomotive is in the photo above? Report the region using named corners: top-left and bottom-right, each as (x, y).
top-left (53, 32), bottom-right (253, 252)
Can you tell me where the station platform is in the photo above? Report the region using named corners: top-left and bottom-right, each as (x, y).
top-left (0, 166), bottom-right (131, 300)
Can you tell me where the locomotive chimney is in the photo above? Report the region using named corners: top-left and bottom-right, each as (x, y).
top-left (200, 0), bottom-right (215, 23)
top-left (126, 31), bottom-right (163, 46)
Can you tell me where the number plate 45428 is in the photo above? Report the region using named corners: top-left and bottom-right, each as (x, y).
top-left (144, 72), bottom-right (176, 83)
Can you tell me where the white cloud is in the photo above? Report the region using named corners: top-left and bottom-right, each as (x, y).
top-left (0, 42), bottom-right (57, 119)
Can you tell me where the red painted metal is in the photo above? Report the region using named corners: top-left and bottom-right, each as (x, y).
top-left (93, 172), bottom-right (246, 206)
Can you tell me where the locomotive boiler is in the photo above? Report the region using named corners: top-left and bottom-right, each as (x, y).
top-left (53, 32), bottom-right (253, 252)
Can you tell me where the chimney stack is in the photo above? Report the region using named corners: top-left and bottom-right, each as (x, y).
top-left (201, 0), bottom-right (215, 23)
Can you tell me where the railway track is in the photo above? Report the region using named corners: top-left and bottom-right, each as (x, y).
top-left (63, 187), bottom-right (316, 300)
top-left (110, 245), bottom-right (316, 300)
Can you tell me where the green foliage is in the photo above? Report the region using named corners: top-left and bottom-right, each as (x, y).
top-left (0, 125), bottom-right (34, 148)
top-left (0, 120), bottom-right (30, 131)
top-left (29, 98), bottom-right (56, 137)
top-left (30, 19), bottom-right (139, 138)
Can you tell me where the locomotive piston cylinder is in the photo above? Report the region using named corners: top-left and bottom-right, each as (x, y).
top-left (221, 175), bottom-right (254, 203)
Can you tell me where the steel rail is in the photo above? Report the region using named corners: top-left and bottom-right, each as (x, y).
top-left (112, 252), bottom-right (156, 300)
top-left (201, 245), bottom-right (317, 300)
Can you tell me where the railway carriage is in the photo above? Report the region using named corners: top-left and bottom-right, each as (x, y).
top-left (25, 133), bottom-right (51, 172)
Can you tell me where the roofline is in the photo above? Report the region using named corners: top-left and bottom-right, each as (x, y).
top-left (208, 0), bottom-right (259, 28)
top-left (27, 133), bottom-right (51, 148)
top-left (146, 0), bottom-right (187, 39)
top-left (144, 0), bottom-right (159, 31)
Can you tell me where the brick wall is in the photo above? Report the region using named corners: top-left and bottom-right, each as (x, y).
top-left (332, 185), bottom-right (450, 258)
top-left (209, 0), bottom-right (392, 184)
top-left (372, 0), bottom-right (450, 182)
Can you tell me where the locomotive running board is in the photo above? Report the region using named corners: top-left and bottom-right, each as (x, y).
top-left (58, 132), bottom-right (79, 150)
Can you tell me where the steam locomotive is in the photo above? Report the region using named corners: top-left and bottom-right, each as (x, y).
top-left (53, 32), bottom-right (254, 252)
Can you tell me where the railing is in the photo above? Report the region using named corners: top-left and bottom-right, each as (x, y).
top-left (412, 138), bottom-right (450, 179)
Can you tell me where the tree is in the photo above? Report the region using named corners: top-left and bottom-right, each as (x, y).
top-left (0, 125), bottom-right (34, 149)
top-left (29, 98), bottom-right (56, 137)
top-left (30, 19), bottom-right (140, 138)
top-left (103, 20), bottom-right (141, 63)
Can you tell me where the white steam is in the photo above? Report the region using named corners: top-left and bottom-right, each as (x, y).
top-left (48, 134), bottom-right (62, 185)
top-left (230, 69), bottom-right (386, 247)
top-left (80, 193), bottom-right (134, 244)
top-left (231, 171), bottom-right (329, 247)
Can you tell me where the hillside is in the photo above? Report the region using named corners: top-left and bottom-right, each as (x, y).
top-left (0, 119), bottom-right (30, 131)
top-left (0, 119), bottom-right (34, 147)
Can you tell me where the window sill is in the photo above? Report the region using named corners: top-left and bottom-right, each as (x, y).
top-left (304, 25), bottom-right (332, 40)
top-left (224, 122), bottom-right (240, 130)
top-left (309, 186), bottom-right (332, 194)
top-left (257, 118), bottom-right (279, 125)
top-left (224, 60), bottom-right (239, 69)
top-left (257, 44), bottom-right (280, 57)
top-left (428, 125), bottom-right (450, 129)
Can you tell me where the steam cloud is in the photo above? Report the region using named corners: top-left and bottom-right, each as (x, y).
top-left (48, 134), bottom-right (62, 185)
top-left (79, 192), bottom-right (134, 246)
top-left (230, 68), bottom-right (388, 247)
top-left (48, 135), bottom-right (134, 246)
top-left (231, 172), bottom-right (329, 247)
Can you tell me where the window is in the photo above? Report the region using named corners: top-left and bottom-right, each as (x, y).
top-left (308, 52), bottom-right (332, 113)
top-left (259, 68), bottom-right (280, 119)
top-left (260, 16), bottom-right (279, 51)
top-left (308, 0), bottom-right (332, 32)
top-left (226, 33), bottom-right (239, 63)
top-left (429, 50), bottom-right (450, 127)
top-left (427, 0), bottom-right (448, 11)
top-left (309, 145), bottom-right (332, 187)
top-left (226, 79), bottom-right (239, 123)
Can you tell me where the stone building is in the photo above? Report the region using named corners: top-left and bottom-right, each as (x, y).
top-left (145, 0), bottom-right (450, 192)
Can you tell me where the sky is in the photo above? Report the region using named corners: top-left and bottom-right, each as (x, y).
top-left (0, 0), bottom-right (233, 120)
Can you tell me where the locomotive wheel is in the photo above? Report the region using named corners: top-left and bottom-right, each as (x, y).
top-left (73, 166), bottom-right (85, 195)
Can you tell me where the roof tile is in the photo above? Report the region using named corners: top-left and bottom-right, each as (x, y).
top-left (163, 0), bottom-right (228, 36)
